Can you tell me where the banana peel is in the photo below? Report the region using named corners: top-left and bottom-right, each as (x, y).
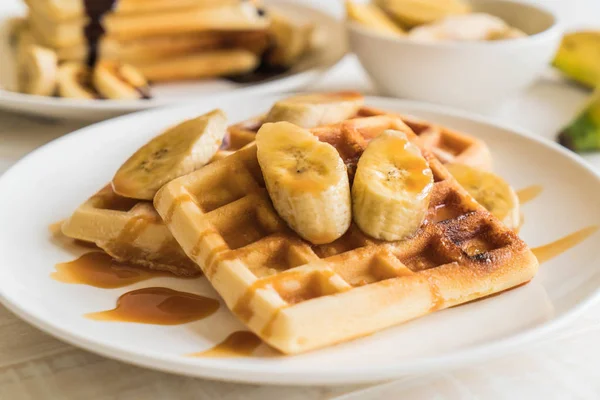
top-left (553, 31), bottom-right (600, 89)
top-left (557, 87), bottom-right (600, 152)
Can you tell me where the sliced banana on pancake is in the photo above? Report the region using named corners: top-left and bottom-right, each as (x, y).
top-left (57, 62), bottom-right (98, 99)
top-left (18, 45), bottom-right (58, 96)
top-left (256, 121), bottom-right (351, 244)
top-left (93, 61), bottom-right (152, 100)
top-left (446, 163), bottom-right (519, 230)
top-left (352, 130), bottom-right (434, 241)
top-left (265, 92), bottom-right (364, 128)
top-left (112, 109), bottom-right (228, 200)
top-left (345, 0), bottom-right (405, 36)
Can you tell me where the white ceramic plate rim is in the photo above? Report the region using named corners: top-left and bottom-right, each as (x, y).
top-left (0, 96), bottom-right (599, 385)
top-left (0, 0), bottom-right (345, 115)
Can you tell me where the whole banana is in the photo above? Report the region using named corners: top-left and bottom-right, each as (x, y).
top-left (553, 31), bottom-right (600, 89)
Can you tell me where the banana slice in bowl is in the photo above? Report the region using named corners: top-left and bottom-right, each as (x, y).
top-left (112, 109), bottom-right (228, 200)
top-left (57, 63), bottom-right (99, 99)
top-left (93, 61), bottom-right (152, 100)
top-left (374, 0), bottom-right (471, 28)
top-left (352, 129), bottom-right (434, 241)
top-left (446, 163), bottom-right (519, 230)
top-left (256, 121), bottom-right (352, 244)
top-left (265, 92), bottom-right (364, 128)
top-left (345, 0), bottom-right (405, 37)
top-left (18, 45), bottom-right (58, 96)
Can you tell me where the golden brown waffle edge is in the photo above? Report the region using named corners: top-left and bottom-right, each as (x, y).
top-left (154, 115), bottom-right (536, 354)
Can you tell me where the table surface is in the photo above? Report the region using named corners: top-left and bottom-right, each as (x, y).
top-left (2, 0), bottom-right (600, 396)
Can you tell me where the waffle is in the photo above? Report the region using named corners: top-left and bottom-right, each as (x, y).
top-left (100, 31), bottom-right (269, 64)
top-left (24, 26), bottom-right (269, 64)
top-left (59, 125), bottom-right (253, 276)
top-left (27, 3), bottom-right (269, 48)
top-left (61, 185), bottom-right (199, 276)
top-left (154, 116), bottom-right (536, 354)
top-left (228, 105), bottom-right (493, 170)
top-left (24, 0), bottom-right (240, 22)
top-left (134, 50), bottom-right (260, 82)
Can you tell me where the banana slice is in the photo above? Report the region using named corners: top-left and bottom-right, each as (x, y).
top-left (93, 61), bottom-right (152, 100)
top-left (57, 63), bottom-right (98, 99)
top-left (352, 130), bottom-right (433, 241)
top-left (345, 0), bottom-right (405, 36)
top-left (265, 11), bottom-right (314, 68)
top-left (256, 121), bottom-right (351, 244)
top-left (112, 109), bottom-right (228, 200)
top-left (375, 0), bottom-right (471, 28)
top-left (408, 13), bottom-right (521, 42)
top-left (18, 45), bottom-right (58, 96)
top-left (446, 163), bottom-right (519, 230)
top-left (265, 92), bottom-right (364, 128)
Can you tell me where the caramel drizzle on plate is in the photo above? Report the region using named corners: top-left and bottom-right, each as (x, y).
top-left (85, 287), bottom-right (219, 325)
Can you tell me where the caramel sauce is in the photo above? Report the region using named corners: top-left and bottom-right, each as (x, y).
top-left (188, 331), bottom-right (262, 358)
top-left (432, 204), bottom-right (461, 223)
top-left (286, 173), bottom-right (328, 193)
top-left (164, 193), bottom-right (194, 225)
top-left (233, 280), bottom-right (271, 322)
top-left (531, 226), bottom-right (599, 264)
top-left (387, 138), bottom-right (433, 194)
top-left (52, 252), bottom-right (170, 289)
top-left (233, 271), bottom-right (307, 322)
top-left (190, 228), bottom-right (221, 260)
top-left (86, 287), bottom-right (219, 325)
top-left (462, 238), bottom-right (493, 257)
top-left (516, 185), bottom-right (543, 205)
top-left (204, 245), bottom-right (230, 277)
top-left (102, 215), bottom-right (156, 263)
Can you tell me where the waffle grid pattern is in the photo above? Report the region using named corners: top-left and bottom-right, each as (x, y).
top-left (228, 105), bottom-right (493, 170)
top-left (155, 116), bottom-right (537, 353)
top-left (61, 185), bottom-right (199, 276)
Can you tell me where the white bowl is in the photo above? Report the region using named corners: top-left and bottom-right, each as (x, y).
top-left (347, 0), bottom-right (562, 110)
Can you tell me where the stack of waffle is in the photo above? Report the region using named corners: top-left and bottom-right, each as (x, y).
top-left (61, 92), bottom-right (537, 354)
top-left (16, 0), bottom-right (314, 84)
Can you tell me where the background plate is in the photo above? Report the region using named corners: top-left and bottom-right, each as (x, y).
top-left (0, 94), bottom-right (598, 385)
top-left (0, 0), bottom-right (345, 120)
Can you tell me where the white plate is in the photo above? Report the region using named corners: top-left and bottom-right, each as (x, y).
top-left (0, 94), bottom-right (599, 386)
top-left (0, 1), bottom-right (345, 121)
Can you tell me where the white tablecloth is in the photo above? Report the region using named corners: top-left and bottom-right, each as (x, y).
top-left (1, 0), bottom-right (600, 398)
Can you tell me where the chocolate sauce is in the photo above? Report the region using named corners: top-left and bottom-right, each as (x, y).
top-left (83, 0), bottom-right (117, 66)
top-left (226, 63), bottom-right (289, 84)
